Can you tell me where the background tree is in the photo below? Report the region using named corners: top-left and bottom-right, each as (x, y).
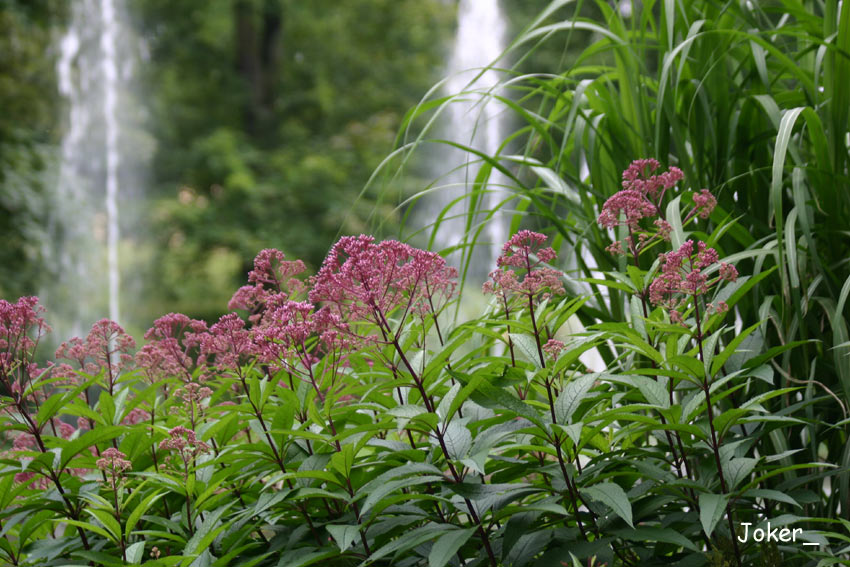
top-left (0, 1), bottom-right (63, 299)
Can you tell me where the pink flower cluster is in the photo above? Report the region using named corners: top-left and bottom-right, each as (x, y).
top-left (598, 159), bottom-right (724, 270)
top-left (200, 313), bottom-right (255, 372)
top-left (121, 407), bottom-right (151, 426)
top-left (228, 248), bottom-right (306, 322)
top-left (598, 159), bottom-right (684, 231)
top-left (597, 189), bottom-right (657, 231)
top-left (648, 240), bottom-right (738, 320)
top-left (178, 382), bottom-right (213, 405)
top-left (54, 319), bottom-right (135, 389)
top-left (309, 235), bottom-right (457, 339)
top-left (693, 189), bottom-right (717, 219)
top-left (158, 426), bottom-right (210, 466)
top-left (483, 231), bottom-right (564, 299)
top-left (135, 313), bottom-right (208, 383)
top-left (253, 300), bottom-right (334, 370)
top-left (96, 448), bottom-right (132, 488)
top-left (543, 339), bottom-right (565, 359)
top-left (0, 296), bottom-right (50, 396)
top-left (137, 240), bottom-right (455, 388)
top-left (621, 158), bottom-right (685, 197)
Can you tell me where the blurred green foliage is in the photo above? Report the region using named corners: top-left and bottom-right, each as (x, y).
top-left (0, 0), bottom-right (559, 325)
top-left (132, 0), bottom-right (456, 320)
top-left (0, 1), bottom-right (63, 299)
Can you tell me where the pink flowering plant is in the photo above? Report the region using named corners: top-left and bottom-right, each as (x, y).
top-left (0, 166), bottom-right (837, 565)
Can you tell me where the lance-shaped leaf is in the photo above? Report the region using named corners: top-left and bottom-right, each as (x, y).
top-left (580, 482), bottom-right (633, 527)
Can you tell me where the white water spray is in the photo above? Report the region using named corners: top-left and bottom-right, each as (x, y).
top-left (101, 0), bottom-right (121, 326)
top-left (423, 0), bottom-right (509, 279)
top-left (49, 0), bottom-right (133, 339)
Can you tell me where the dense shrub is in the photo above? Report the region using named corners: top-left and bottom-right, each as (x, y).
top-left (1, 161), bottom-right (842, 566)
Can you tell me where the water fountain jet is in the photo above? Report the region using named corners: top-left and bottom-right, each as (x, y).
top-left (47, 0), bottom-right (137, 341)
top-left (421, 0), bottom-right (509, 280)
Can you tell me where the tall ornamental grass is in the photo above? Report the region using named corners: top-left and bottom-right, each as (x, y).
top-left (379, 0), bottom-right (850, 537)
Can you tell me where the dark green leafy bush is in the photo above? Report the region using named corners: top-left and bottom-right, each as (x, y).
top-left (2, 161), bottom-right (844, 565)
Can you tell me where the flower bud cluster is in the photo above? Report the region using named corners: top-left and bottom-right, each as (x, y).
top-left (598, 159), bottom-right (717, 258)
top-left (158, 426), bottom-right (210, 469)
top-left (54, 319), bottom-right (135, 390)
top-left (543, 339), bottom-right (566, 360)
top-left (0, 297), bottom-right (50, 400)
top-left (648, 240), bottom-right (737, 321)
top-left (483, 231), bottom-right (565, 301)
top-left (309, 235), bottom-right (458, 344)
top-left (135, 313), bottom-right (208, 383)
top-left (597, 160), bottom-right (738, 326)
top-left (228, 248), bottom-right (307, 323)
top-left (96, 448), bottom-right (132, 489)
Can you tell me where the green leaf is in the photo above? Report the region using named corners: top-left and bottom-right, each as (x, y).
top-left (37, 389), bottom-right (80, 427)
top-left (666, 195), bottom-right (684, 248)
top-left (554, 373), bottom-right (596, 424)
top-left (62, 519), bottom-right (114, 541)
top-left (357, 462), bottom-right (441, 495)
top-left (365, 523), bottom-right (454, 565)
top-left (387, 405), bottom-right (429, 431)
top-left (580, 277), bottom-right (635, 294)
top-left (630, 296), bottom-right (647, 340)
top-left (503, 530), bottom-right (552, 567)
top-left (742, 489), bottom-right (800, 508)
top-left (98, 390), bottom-right (117, 425)
top-left (446, 374), bottom-right (484, 422)
top-left (670, 354), bottom-right (705, 380)
top-left (436, 382), bottom-right (461, 420)
top-left (126, 541), bottom-right (145, 564)
top-left (532, 166), bottom-right (579, 204)
top-left (558, 422), bottom-right (583, 446)
top-left (723, 457), bottom-right (758, 490)
top-left (580, 482), bottom-right (633, 527)
top-left (271, 396), bottom-right (296, 440)
top-left (327, 524), bottom-right (360, 552)
top-left (451, 370), bottom-right (547, 430)
top-left (771, 106), bottom-right (806, 294)
top-left (359, 475), bottom-right (445, 517)
top-left (274, 550), bottom-right (339, 567)
top-left (441, 421), bottom-right (472, 460)
top-left (509, 333), bottom-right (543, 369)
top-left (630, 375), bottom-right (669, 409)
top-left (428, 527), bottom-right (475, 567)
top-left (84, 508), bottom-right (121, 541)
top-left (60, 425), bottom-right (124, 470)
top-left (699, 493), bottom-right (728, 537)
top-left (711, 322), bottom-right (762, 377)
top-left (330, 444), bottom-right (355, 479)
top-left (613, 526), bottom-right (699, 551)
top-left (450, 483), bottom-right (538, 514)
top-left (184, 502), bottom-right (234, 555)
top-left (126, 491), bottom-right (164, 537)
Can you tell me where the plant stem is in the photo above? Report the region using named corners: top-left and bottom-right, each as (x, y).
top-left (237, 372), bottom-right (323, 546)
top-left (17, 405), bottom-right (92, 553)
top-left (305, 362), bottom-right (371, 556)
top-left (693, 298), bottom-right (743, 567)
top-left (433, 432), bottom-right (498, 567)
top-left (373, 302), bottom-right (497, 566)
top-left (631, 236), bottom-right (693, 484)
top-left (110, 472), bottom-right (126, 562)
top-left (523, 253), bottom-right (547, 368)
top-left (502, 295), bottom-right (517, 367)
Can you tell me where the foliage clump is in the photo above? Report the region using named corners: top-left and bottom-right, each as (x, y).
top-left (1, 160), bottom-right (841, 566)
